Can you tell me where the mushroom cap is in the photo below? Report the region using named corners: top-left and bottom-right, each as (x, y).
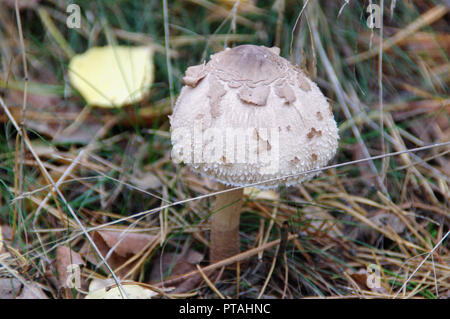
top-left (170, 44), bottom-right (339, 189)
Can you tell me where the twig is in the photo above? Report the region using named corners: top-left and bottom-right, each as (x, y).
top-left (196, 264), bottom-right (225, 299)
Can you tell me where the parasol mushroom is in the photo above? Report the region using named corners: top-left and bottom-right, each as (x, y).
top-left (170, 44), bottom-right (338, 263)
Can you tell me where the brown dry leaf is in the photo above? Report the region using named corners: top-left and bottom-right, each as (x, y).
top-left (95, 230), bottom-right (157, 257)
top-left (56, 246), bottom-right (84, 289)
top-left (6, 89), bottom-right (60, 112)
top-left (0, 278), bottom-right (48, 299)
top-left (149, 249), bottom-right (204, 293)
top-left (0, 278), bottom-right (21, 299)
top-left (4, 67), bottom-right (105, 144)
top-left (22, 112), bottom-right (103, 145)
top-left (80, 230), bottom-right (157, 278)
top-left (5, 68), bottom-right (61, 112)
top-left (16, 282), bottom-right (49, 299)
top-left (3, 72), bottom-right (102, 144)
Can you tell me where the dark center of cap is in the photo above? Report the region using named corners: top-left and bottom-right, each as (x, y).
top-left (211, 45), bottom-right (286, 84)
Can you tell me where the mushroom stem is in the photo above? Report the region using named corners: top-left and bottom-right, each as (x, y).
top-left (210, 184), bottom-right (244, 263)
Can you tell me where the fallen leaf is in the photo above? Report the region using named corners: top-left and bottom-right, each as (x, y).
top-left (149, 249), bottom-right (203, 283)
top-left (95, 230), bottom-right (157, 257)
top-left (0, 278), bottom-right (21, 299)
top-left (6, 88), bottom-right (60, 112)
top-left (85, 279), bottom-right (170, 299)
top-left (2, 71), bottom-right (103, 144)
top-left (4, 68), bottom-right (62, 112)
top-left (0, 278), bottom-right (48, 299)
top-left (88, 278), bottom-right (116, 293)
top-left (16, 282), bottom-right (49, 299)
top-left (149, 248), bottom-right (204, 293)
top-left (68, 46), bottom-right (154, 107)
top-left (80, 230), bottom-right (157, 278)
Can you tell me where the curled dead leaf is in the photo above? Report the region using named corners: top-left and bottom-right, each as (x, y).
top-left (80, 230), bottom-right (158, 278)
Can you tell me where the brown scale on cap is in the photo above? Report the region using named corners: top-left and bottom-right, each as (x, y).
top-left (316, 111), bottom-right (323, 121)
top-left (207, 76), bottom-right (226, 118)
top-left (274, 82), bottom-right (296, 104)
top-left (238, 86), bottom-right (270, 106)
top-left (307, 127), bottom-right (322, 139)
top-left (290, 156), bottom-right (300, 165)
top-left (297, 73), bottom-right (312, 91)
top-left (221, 156), bottom-right (233, 165)
top-left (183, 64), bottom-right (207, 88)
top-left (211, 45), bottom-right (286, 86)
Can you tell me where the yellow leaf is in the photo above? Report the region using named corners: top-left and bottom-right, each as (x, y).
top-left (86, 279), bottom-right (171, 299)
top-left (68, 46), bottom-right (154, 107)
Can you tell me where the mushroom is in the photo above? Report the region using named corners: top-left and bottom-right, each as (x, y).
top-left (170, 44), bottom-right (338, 263)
